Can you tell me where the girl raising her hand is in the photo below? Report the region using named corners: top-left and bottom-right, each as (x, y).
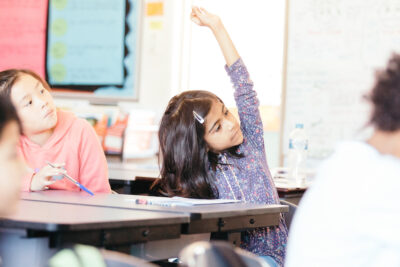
top-left (153, 7), bottom-right (288, 266)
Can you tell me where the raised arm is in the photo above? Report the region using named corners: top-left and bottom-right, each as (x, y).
top-left (191, 7), bottom-right (239, 67)
top-left (191, 7), bottom-right (265, 150)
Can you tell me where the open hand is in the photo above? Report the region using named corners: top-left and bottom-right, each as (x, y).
top-left (190, 6), bottom-right (221, 30)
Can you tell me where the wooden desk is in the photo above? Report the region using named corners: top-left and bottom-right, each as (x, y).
top-left (0, 199), bottom-right (187, 266)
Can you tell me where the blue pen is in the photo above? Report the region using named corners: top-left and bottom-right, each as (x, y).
top-left (46, 161), bottom-right (94, 196)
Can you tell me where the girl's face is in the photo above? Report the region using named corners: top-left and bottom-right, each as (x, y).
top-left (0, 121), bottom-right (26, 216)
top-left (203, 100), bottom-right (243, 152)
top-left (10, 74), bottom-right (57, 136)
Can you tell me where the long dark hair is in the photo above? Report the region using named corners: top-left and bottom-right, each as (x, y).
top-left (368, 53), bottom-right (400, 131)
top-left (152, 90), bottom-right (243, 199)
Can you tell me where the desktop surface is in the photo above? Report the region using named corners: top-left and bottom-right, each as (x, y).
top-left (21, 191), bottom-right (288, 220)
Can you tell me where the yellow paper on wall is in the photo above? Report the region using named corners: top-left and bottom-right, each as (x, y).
top-left (146, 2), bottom-right (163, 16)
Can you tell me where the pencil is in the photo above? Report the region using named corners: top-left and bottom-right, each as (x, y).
top-left (46, 161), bottom-right (94, 196)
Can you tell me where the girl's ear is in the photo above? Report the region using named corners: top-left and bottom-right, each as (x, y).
top-left (203, 140), bottom-right (211, 153)
top-left (206, 143), bottom-right (218, 154)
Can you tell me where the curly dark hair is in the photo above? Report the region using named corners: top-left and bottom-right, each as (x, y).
top-left (369, 53), bottom-right (400, 131)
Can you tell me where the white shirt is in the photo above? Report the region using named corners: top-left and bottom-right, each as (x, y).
top-left (286, 141), bottom-right (400, 267)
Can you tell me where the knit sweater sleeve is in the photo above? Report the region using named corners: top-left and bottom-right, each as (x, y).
top-left (225, 58), bottom-right (264, 150)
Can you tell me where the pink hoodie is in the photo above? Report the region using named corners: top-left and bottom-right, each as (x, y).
top-left (19, 110), bottom-right (111, 193)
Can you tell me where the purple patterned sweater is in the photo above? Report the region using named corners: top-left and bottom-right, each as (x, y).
top-left (213, 58), bottom-right (288, 266)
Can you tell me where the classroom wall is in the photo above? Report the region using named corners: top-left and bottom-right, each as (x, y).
top-left (124, 0), bottom-right (183, 113)
top-left (129, 0), bottom-right (283, 168)
top-left (54, 0), bottom-right (284, 168)
top-left (55, 0), bottom-right (183, 116)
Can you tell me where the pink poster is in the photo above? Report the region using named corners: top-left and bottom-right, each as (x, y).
top-left (0, 0), bottom-right (48, 79)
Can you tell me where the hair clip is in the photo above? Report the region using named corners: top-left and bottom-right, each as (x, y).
top-left (193, 111), bottom-right (204, 124)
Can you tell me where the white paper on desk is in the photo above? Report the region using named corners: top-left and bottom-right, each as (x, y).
top-left (171, 197), bottom-right (241, 205)
top-left (126, 196), bottom-right (242, 206)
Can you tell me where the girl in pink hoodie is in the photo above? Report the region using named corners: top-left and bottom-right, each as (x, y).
top-left (0, 69), bottom-right (111, 193)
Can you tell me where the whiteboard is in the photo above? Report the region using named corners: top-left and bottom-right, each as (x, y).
top-left (281, 0), bottom-right (400, 168)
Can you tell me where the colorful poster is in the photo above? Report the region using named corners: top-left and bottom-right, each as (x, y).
top-left (47, 0), bottom-right (126, 86)
top-left (92, 0), bottom-right (140, 99)
top-left (0, 0), bottom-right (48, 78)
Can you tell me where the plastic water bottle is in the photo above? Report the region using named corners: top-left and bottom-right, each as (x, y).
top-left (287, 123), bottom-right (308, 186)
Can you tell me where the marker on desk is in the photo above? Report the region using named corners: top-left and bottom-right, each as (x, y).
top-left (46, 161), bottom-right (94, 196)
top-left (134, 198), bottom-right (192, 207)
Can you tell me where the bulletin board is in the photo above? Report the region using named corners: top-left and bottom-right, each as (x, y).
top-left (280, 0), bottom-right (400, 168)
top-left (0, 0), bottom-right (142, 102)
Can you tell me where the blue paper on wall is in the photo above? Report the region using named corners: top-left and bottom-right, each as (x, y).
top-left (47, 0), bottom-right (126, 85)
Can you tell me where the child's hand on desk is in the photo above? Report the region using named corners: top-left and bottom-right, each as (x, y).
top-left (30, 163), bottom-right (66, 191)
top-left (191, 6), bottom-right (221, 30)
